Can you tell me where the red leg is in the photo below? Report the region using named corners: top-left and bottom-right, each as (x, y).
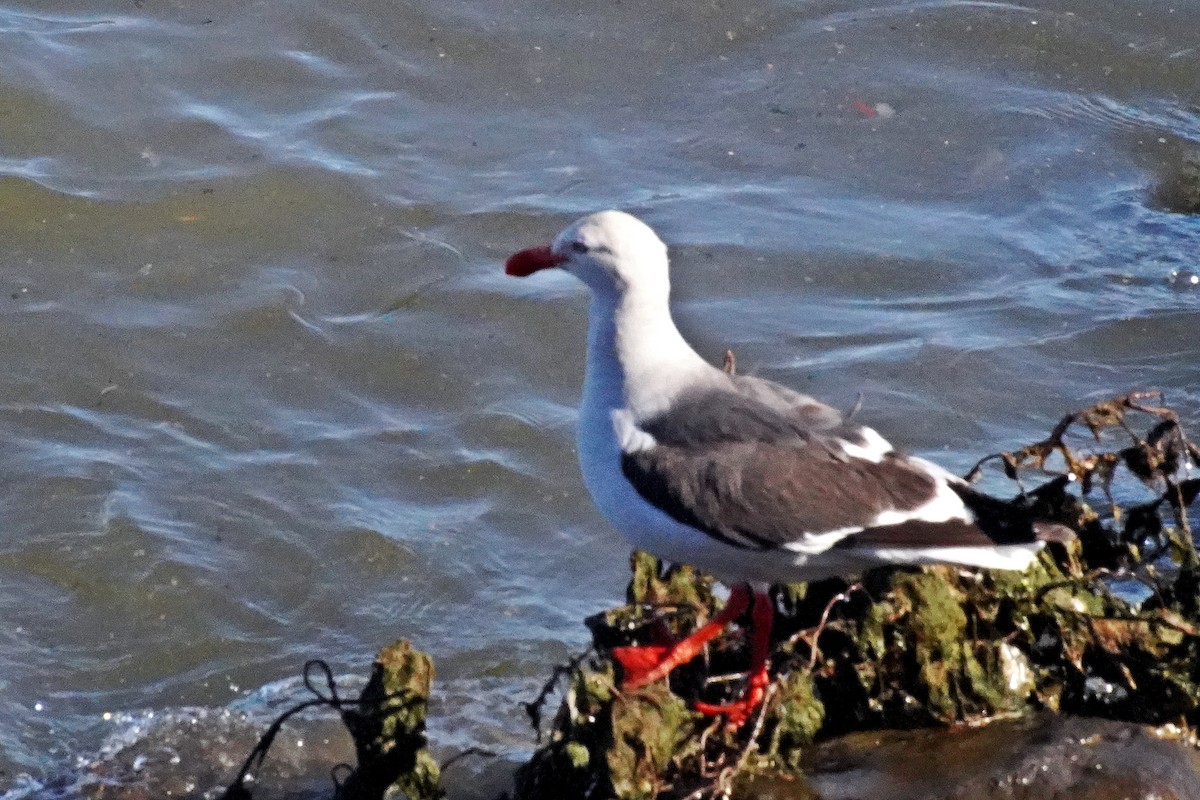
top-left (692, 589), bottom-right (773, 727)
top-left (613, 584), bottom-right (751, 689)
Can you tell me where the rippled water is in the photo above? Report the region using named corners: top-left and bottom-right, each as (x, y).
top-left (0, 0), bottom-right (1197, 796)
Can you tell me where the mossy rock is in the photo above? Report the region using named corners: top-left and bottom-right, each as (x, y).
top-left (608, 683), bottom-right (701, 800)
top-left (340, 640), bottom-right (441, 800)
top-left (517, 543), bottom-right (1200, 799)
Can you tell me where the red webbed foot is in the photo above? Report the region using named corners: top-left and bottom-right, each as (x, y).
top-left (614, 584), bottom-right (752, 690)
top-left (612, 585), bottom-right (775, 729)
top-left (611, 644), bottom-right (674, 686)
top-left (692, 662), bottom-right (769, 728)
top-left (693, 587), bottom-right (774, 728)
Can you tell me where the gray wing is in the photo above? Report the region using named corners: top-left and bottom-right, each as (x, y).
top-left (620, 389), bottom-right (950, 549)
top-left (621, 389), bottom-right (1041, 553)
top-left (622, 438), bottom-right (959, 551)
top-left (729, 374), bottom-right (844, 431)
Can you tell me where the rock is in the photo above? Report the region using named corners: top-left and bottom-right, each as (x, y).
top-left (763, 714), bottom-right (1200, 800)
top-left (1153, 150), bottom-right (1200, 214)
top-left (339, 639), bottom-right (442, 800)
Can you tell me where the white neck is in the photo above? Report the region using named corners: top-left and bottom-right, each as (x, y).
top-left (581, 291), bottom-right (720, 423)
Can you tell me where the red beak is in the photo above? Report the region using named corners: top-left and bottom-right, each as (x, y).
top-left (505, 244), bottom-right (566, 277)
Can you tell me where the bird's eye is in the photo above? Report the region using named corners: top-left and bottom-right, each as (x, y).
top-left (569, 241), bottom-right (589, 254)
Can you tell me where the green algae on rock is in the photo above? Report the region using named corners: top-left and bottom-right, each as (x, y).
top-left (340, 639), bottom-right (442, 800)
top-left (514, 393), bottom-right (1200, 800)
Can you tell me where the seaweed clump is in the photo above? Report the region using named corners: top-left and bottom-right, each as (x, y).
top-left (514, 392), bottom-right (1200, 800)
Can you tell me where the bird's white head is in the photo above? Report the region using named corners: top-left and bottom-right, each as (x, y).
top-left (506, 210), bottom-right (670, 302)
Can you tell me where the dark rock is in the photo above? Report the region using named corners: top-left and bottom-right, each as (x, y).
top-left (1154, 151), bottom-right (1200, 214)
top-left (786, 714), bottom-right (1200, 800)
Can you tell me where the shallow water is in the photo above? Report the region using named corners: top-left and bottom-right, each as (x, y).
top-left (0, 0), bottom-right (1197, 796)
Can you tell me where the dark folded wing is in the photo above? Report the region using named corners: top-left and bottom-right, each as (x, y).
top-left (621, 388), bottom-right (1046, 554)
top-left (620, 389), bottom-right (963, 550)
top-left (621, 436), bottom-right (952, 550)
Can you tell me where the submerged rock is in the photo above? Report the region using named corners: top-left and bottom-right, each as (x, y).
top-left (756, 714), bottom-right (1200, 800)
top-left (1154, 150), bottom-right (1200, 214)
